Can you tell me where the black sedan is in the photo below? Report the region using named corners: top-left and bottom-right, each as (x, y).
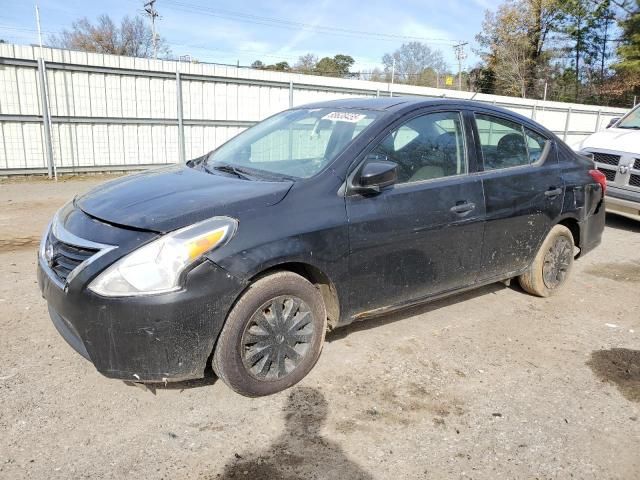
top-left (38, 98), bottom-right (606, 397)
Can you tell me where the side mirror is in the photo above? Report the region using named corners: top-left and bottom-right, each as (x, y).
top-left (357, 160), bottom-right (398, 193)
top-left (606, 117), bottom-right (621, 129)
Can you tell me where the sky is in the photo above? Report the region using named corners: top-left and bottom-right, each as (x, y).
top-left (0, 0), bottom-right (492, 73)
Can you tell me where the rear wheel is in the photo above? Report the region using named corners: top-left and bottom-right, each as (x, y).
top-left (212, 271), bottom-right (326, 397)
top-left (518, 224), bottom-right (575, 297)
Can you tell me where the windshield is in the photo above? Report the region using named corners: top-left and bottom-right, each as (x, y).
top-left (205, 108), bottom-right (380, 179)
top-left (617, 105), bottom-right (640, 129)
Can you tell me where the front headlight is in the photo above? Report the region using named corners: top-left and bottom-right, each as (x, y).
top-left (88, 216), bottom-right (237, 297)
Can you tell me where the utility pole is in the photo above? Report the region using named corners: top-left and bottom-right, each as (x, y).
top-left (35, 4), bottom-right (43, 53)
top-left (453, 42), bottom-right (468, 91)
top-left (390, 57), bottom-right (396, 96)
top-left (35, 4), bottom-right (56, 180)
top-left (144, 0), bottom-right (159, 59)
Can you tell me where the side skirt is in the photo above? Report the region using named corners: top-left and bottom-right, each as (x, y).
top-left (345, 269), bottom-right (528, 324)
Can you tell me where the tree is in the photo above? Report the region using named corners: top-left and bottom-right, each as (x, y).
top-left (268, 62), bottom-right (291, 72)
top-left (475, 0), bottom-right (636, 105)
top-left (558, 0), bottom-right (599, 101)
top-left (365, 67), bottom-right (388, 82)
top-left (613, 0), bottom-right (640, 87)
top-left (469, 66), bottom-right (496, 94)
top-left (49, 14), bottom-right (170, 58)
top-left (591, 0), bottom-right (617, 83)
top-left (251, 60), bottom-right (291, 72)
top-left (476, 3), bottom-right (532, 97)
top-left (476, 0), bottom-right (564, 98)
top-left (382, 42), bottom-right (447, 86)
top-left (294, 53), bottom-right (318, 74)
top-left (252, 53), bottom-right (353, 77)
top-left (314, 54), bottom-right (355, 77)
top-left (523, 0), bottom-right (565, 95)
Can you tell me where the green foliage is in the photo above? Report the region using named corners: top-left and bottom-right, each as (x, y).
top-left (475, 0), bottom-right (636, 105)
top-left (253, 54), bottom-right (355, 78)
top-left (614, 0), bottom-right (640, 76)
top-left (251, 60), bottom-right (291, 72)
top-left (314, 54), bottom-right (355, 77)
top-left (469, 67), bottom-right (496, 94)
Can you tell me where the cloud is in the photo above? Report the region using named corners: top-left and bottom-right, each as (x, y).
top-left (277, 0), bottom-right (334, 55)
top-left (400, 21), bottom-right (457, 44)
top-left (471, 0), bottom-right (495, 10)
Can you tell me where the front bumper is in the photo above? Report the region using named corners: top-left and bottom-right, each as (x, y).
top-left (605, 194), bottom-right (640, 221)
top-left (38, 257), bottom-right (246, 382)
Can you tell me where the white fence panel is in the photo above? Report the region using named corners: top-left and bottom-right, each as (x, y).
top-left (0, 42), bottom-right (630, 175)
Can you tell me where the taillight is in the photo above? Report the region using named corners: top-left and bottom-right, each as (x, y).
top-left (589, 169), bottom-right (607, 196)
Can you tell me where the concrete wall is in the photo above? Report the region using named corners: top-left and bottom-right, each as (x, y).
top-left (0, 43), bottom-right (629, 174)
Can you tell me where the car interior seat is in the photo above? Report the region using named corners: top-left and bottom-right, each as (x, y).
top-left (496, 133), bottom-right (528, 168)
top-left (408, 131), bottom-right (458, 182)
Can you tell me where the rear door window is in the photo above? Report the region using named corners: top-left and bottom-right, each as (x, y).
top-left (475, 114), bottom-right (549, 170)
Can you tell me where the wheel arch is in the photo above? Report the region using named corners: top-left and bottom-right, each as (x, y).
top-left (556, 215), bottom-right (581, 257)
top-left (247, 262), bottom-right (341, 329)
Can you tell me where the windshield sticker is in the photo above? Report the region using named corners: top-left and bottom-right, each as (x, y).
top-left (322, 111), bottom-right (367, 123)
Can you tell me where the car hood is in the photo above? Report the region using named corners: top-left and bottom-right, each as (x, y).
top-left (75, 165), bottom-right (293, 232)
top-left (575, 128), bottom-right (640, 155)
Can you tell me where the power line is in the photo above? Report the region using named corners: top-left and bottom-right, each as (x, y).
top-left (163, 0), bottom-right (463, 45)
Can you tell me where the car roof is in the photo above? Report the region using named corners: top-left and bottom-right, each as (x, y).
top-left (297, 96), bottom-right (497, 112)
top-left (297, 96), bottom-right (554, 137)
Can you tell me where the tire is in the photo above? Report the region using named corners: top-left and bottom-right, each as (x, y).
top-left (212, 271), bottom-right (327, 397)
top-left (518, 224), bottom-right (575, 298)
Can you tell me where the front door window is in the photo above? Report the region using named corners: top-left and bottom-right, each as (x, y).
top-left (368, 111), bottom-right (467, 183)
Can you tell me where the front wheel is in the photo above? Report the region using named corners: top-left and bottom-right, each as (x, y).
top-left (518, 224), bottom-right (575, 297)
top-left (212, 271), bottom-right (327, 397)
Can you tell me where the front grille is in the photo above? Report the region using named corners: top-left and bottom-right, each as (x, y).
top-left (598, 168), bottom-right (616, 182)
top-left (630, 174), bottom-right (640, 188)
top-left (46, 232), bottom-right (99, 283)
top-left (592, 152), bottom-right (621, 166)
top-left (634, 158), bottom-right (640, 170)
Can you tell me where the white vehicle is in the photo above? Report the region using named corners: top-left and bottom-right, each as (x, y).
top-left (575, 104), bottom-right (640, 221)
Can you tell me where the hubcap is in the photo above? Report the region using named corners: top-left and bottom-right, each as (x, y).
top-left (542, 236), bottom-right (572, 289)
top-left (241, 296), bottom-right (314, 381)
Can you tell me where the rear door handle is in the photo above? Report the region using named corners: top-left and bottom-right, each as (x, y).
top-left (450, 202), bottom-right (476, 215)
top-left (544, 187), bottom-right (562, 198)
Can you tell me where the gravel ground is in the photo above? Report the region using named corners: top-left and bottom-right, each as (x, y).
top-left (0, 175), bottom-right (639, 480)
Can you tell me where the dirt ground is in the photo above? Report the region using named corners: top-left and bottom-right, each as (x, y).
top-left (1, 175), bottom-right (639, 480)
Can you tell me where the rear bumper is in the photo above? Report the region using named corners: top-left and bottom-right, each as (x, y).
top-left (577, 197), bottom-right (606, 257)
top-left (38, 257), bottom-right (246, 382)
top-left (605, 195), bottom-right (640, 221)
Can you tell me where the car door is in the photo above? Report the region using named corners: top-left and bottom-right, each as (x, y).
top-left (345, 109), bottom-right (486, 318)
top-left (472, 111), bottom-right (564, 281)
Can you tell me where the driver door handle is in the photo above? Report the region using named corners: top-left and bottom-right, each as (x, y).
top-left (450, 202), bottom-right (476, 215)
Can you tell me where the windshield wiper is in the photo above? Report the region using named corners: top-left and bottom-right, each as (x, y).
top-left (617, 125), bottom-right (640, 130)
top-left (208, 163), bottom-right (253, 180)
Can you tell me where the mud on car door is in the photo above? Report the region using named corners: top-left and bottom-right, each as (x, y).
top-left (345, 109), bottom-right (486, 318)
top-left (471, 112), bottom-right (564, 280)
